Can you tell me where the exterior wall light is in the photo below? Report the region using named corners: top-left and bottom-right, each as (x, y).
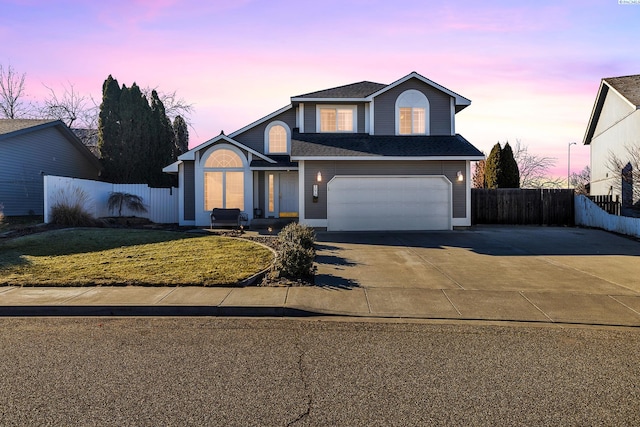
top-left (317, 171), bottom-right (322, 182)
top-left (457, 171), bottom-right (464, 182)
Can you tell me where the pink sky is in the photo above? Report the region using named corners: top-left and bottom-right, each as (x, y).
top-left (3, 0), bottom-right (640, 178)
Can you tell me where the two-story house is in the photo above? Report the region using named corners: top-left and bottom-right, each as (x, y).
top-left (164, 72), bottom-right (484, 231)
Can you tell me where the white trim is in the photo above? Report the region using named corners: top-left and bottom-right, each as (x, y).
top-left (452, 218), bottom-right (471, 227)
top-left (450, 97), bottom-right (455, 135)
top-left (178, 134), bottom-right (275, 164)
top-left (162, 160), bottom-right (180, 173)
top-left (264, 120), bottom-right (291, 154)
top-left (604, 80), bottom-right (638, 110)
top-left (299, 103), bottom-right (305, 133)
top-left (315, 104), bottom-right (358, 133)
top-left (228, 104), bottom-right (293, 138)
top-left (291, 155), bottom-right (485, 161)
top-left (364, 103), bottom-right (370, 133)
top-left (253, 171), bottom-right (259, 217)
top-left (366, 71), bottom-right (471, 108)
top-left (465, 160), bottom-right (471, 222)
top-left (298, 160), bottom-right (306, 223)
top-left (395, 89), bottom-right (430, 136)
top-left (369, 99), bottom-right (375, 135)
top-left (299, 218), bottom-right (328, 228)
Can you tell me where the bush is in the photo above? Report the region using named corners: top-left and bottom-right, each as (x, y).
top-left (273, 223), bottom-right (317, 281)
top-left (107, 192), bottom-right (148, 217)
top-left (0, 203), bottom-right (4, 224)
top-left (50, 187), bottom-right (96, 227)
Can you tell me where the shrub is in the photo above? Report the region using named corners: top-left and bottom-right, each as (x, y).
top-left (273, 223), bottom-right (317, 281)
top-left (50, 187), bottom-right (96, 227)
top-left (107, 192), bottom-right (148, 217)
top-left (0, 203), bottom-right (4, 224)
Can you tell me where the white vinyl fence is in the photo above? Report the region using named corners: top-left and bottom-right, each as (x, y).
top-left (44, 176), bottom-right (178, 224)
top-left (575, 195), bottom-right (640, 238)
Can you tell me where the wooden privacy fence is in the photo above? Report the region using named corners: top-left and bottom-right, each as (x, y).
top-left (587, 195), bottom-right (620, 216)
top-left (472, 189), bottom-right (575, 226)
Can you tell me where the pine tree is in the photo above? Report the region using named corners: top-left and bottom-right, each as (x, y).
top-left (98, 75), bottom-right (122, 182)
top-left (149, 90), bottom-right (176, 187)
top-left (173, 115), bottom-right (189, 156)
top-left (485, 143), bottom-right (502, 189)
top-left (499, 142), bottom-right (520, 188)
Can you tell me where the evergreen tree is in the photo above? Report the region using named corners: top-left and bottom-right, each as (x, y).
top-left (98, 75), bottom-right (122, 182)
top-left (499, 142), bottom-right (520, 188)
top-left (173, 115), bottom-right (189, 156)
top-left (485, 143), bottom-right (502, 189)
top-left (472, 159), bottom-right (486, 189)
top-left (98, 76), bottom-right (180, 186)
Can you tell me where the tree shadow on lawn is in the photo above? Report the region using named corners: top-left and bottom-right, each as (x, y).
top-left (0, 228), bottom-right (210, 268)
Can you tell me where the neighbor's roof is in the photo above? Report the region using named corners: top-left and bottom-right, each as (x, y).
top-left (604, 74), bottom-right (640, 107)
top-left (292, 81), bottom-right (387, 99)
top-left (583, 74), bottom-right (640, 145)
top-left (0, 119), bottom-right (57, 135)
top-left (290, 132), bottom-right (484, 159)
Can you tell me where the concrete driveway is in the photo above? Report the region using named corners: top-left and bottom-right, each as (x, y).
top-left (315, 226), bottom-right (640, 293)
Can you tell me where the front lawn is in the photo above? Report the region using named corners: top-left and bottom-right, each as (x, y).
top-left (0, 229), bottom-right (273, 286)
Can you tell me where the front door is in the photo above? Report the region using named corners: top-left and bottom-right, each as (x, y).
top-left (265, 172), bottom-right (298, 218)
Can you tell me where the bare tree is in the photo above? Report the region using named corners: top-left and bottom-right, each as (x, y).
top-left (472, 159), bottom-right (486, 188)
top-left (141, 87), bottom-right (194, 125)
top-left (512, 140), bottom-right (564, 188)
top-left (40, 82), bottom-right (98, 128)
top-left (570, 165), bottom-right (590, 195)
top-left (607, 144), bottom-right (640, 210)
top-left (0, 64), bottom-right (29, 118)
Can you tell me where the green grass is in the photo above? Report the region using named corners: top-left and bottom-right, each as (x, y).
top-left (0, 229), bottom-right (273, 286)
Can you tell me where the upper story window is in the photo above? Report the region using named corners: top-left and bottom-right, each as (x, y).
top-left (316, 105), bottom-right (357, 132)
top-left (264, 121), bottom-right (290, 154)
top-left (395, 89), bottom-right (429, 135)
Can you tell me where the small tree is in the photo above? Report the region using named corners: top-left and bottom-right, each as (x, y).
top-left (485, 143), bottom-right (502, 189)
top-left (513, 140), bottom-right (563, 189)
top-left (472, 159), bottom-right (486, 189)
top-left (607, 144), bottom-right (640, 210)
top-left (570, 166), bottom-right (590, 195)
top-left (0, 64), bottom-right (29, 119)
top-left (107, 192), bottom-right (148, 217)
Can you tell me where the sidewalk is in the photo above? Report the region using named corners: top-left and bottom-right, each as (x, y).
top-left (1, 285), bottom-right (640, 327)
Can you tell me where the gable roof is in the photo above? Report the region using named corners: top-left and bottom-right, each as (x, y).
top-left (290, 72), bottom-right (471, 111)
top-left (0, 119), bottom-right (102, 170)
top-left (290, 131), bottom-right (484, 160)
top-left (604, 74), bottom-right (640, 107)
top-left (583, 74), bottom-right (640, 145)
top-left (177, 132), bottom-right (276, 164)
top-left (292, 81), bottom-right (387, 99)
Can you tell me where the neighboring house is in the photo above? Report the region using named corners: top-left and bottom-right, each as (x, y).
top-left (164, 72), bottom-right (484, 231)
top-left (583, 74), bottom-right (640, 212)
top-left (0, 119), bottom-right (103, 216)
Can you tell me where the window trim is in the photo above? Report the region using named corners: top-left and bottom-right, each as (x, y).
top-left (264, 121), bottom-right (291, 154)
top-left (202, 145), bottom-right (247, 211)
top-left (395, 89), bottom-right (430, 135)
top-left (315, 105), bottom-right (357, 133)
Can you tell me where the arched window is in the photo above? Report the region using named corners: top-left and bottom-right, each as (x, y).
top-left (265, 121), bottom-right (290, 154)
top-left (395, 89), bottom-right (429, 135)
top-left (203, 148), bottom-right (244, 210)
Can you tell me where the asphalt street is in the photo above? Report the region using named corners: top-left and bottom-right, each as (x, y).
top-left (1, 318), bottom-right (639, 426)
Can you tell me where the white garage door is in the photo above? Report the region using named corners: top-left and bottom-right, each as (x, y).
top-left (327, 175), bottom-right (452, 231)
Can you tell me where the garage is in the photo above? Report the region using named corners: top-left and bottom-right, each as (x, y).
top-left (327, 175), bottom-right (452, 231)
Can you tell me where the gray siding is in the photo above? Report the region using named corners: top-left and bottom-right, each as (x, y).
top-left (232, 108), bottom-right (297, 153)
top-left (183, 161), bottom-right (195, 221)
top-left (304, 160), bottom-right (466, 219)
top-left (374, 78), bottom-right (452, 135)
top-left (0, 126), bottom-right (100, 216)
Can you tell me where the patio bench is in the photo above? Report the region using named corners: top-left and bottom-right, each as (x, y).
top-left (210, 208), bottom-right (245, 229)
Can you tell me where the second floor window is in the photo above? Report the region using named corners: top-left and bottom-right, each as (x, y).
top-left (396, 89), bottom-right (429, 135)
top-left (319, 106), bottom-right (356, 132)
top-left (268, 125), bottom-right (287, 153)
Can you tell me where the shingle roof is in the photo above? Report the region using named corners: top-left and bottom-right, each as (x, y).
top-left (291, 132), bottom-right (484, 158)
top-left (250, 155), bottom-right (298, 169)
top-left (604, 74), bottom-right (640, 107)
top-left (0, 119), bottom-right (57, 136)
top-left (292, 81), bottom-right (387, 99)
